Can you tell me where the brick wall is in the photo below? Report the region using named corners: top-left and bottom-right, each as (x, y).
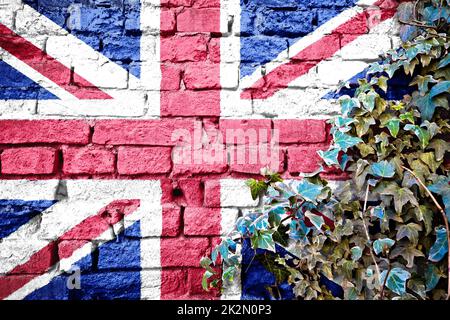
top-left (0, 0), bottom-right (403, 299)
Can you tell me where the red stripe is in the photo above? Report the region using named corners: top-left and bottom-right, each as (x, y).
top-left (0, 23), bottom-right (112, 100)
top-left (0, 200), bottom-right (140, 300)
top-left (240, 7), bottom-right (397, 100)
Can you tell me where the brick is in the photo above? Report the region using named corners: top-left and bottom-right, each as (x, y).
top-left (0, 120), bottom-right (90, 145)
top-left (160, 0), bottom-right (193, 6)
top-left (184, 207), bottom-right (221, 235)
top-left (160, 9), bottom-right (176, 32)
top-left (162, 204), bottom-right (182, 237)
top-left (292, 35), bottom-right (340, 61)
top-left (204, 180), bottom-right (220, 207)
top-left (257, 10), bottom-right (314, 36)
top-left (220, 180), bottom-right (258, 207)
top-left (161, 35), bottom-right (209, 62)
top-left (177, 8), bottom-right (220, 32)
top-left (63, 146), bottom-right (115, 175)
top-left (161, 238), bottom-right (210, 267)
top-left (192, 0), bottom-right (220, 7)
top-left (161, 64), bottom-right (182, 90)
top-left (208, 38), bottom-right (220, 63)
top-left (220, 119), bottom-right (272, 145)
top-left (229, 145), bottom-right (284, 174)
top-left (161, 269), bottom-right (187, 299)
top-left (178, 179), bottom-right (204, 206)
top-left (93, 119), bottom-right (195, 146)
top-left (288, 146), bottom-right (324, 173)
top-left (117, 147), bottom-right (172, 175)
top-left (274, 119), bottom-right (327, 144)
top-left (1, 147), bottom-right (56, 175)
top-left (172, 163), bottom-right (228, 176)
top-left (183, 62), bottom-right (220, 89)
top-left (161, 91), bottom-right (220, 116)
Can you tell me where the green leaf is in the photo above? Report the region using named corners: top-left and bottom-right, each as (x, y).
top-left (202, 270), bottom-right (214, 291)
top-left (425, 264), bottom-right (441, 291)
top-left (317, 148), bottom-right (340, 166)
top-left (377, 76), bottom-right (388, 92)
top-left (375, 182), bottom-right (419, 213)
top-left (305, 211), bottom-right (325, 231)
top-left (359, 90), bottom-right (378, 112)
top-left (386, 118), bottom-right (400, 138)
top-left (373, 238), bottom-right (395, 255)
top-left (427, 139), bottom-right (450, 162)
top-left (297, 180), bottom-right (324, 203)
top-left (428, 227), bottom-right (449, 262)
top-left (340, 96), bottom-right (360, 116)
top-left (415, 81), bottom-right (450, 121)
top-left (222, 266), bottom-right (236, 282)
top-left (390, 244), bottom-right (425, 268)
top-left (355, 116), bottom-right (376, 137)
top-left (399, 111), bottom-right (415, 124)
top-left (419, 152), bottom-right (442, 172)
top-left (428, 175), bottom-right (450, 220)
top-left (380, 268), bottom-right (411, 296)
top-left (200, 256), bottom-right (215, 273)
top-left (350, 246), bottom-right (363, 261)
top-left (251, 230), bottom-right (276, 252)
top-left (404, 124), bottom-right (431, 149)
top-left (438, 53), bottom-right (450, 69)
top-left (246, 179), bottom-right (267, 200)
top-left (371, 160), bottom-right (396, 178)
top-left (396, 223), bottom-right (422, 244)
top-left (333, 131), bottom-right (363, 152)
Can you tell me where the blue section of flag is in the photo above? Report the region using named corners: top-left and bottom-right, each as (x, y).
top-left (24, 221), bottom-right (142, 300)
top-left (240, 0), bottom-right (359, 78)
top-left (0, 61), bottom-right (58, 100)
top-left (0, 200), bottom-right (57, 239)
top-left (240, 240), bottom-right (295, 300)
top-left (323, 68), bottom-right (415, 100)
top-left (22, 0), bottom-right (141, 78)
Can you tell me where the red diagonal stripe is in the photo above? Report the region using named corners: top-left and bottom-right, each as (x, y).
top-left (0, 199), bottom-right (140, 300)
top-left (0, 23), bottom-right (112, 100)
top-left (240, 7), bottom-right (397, 100)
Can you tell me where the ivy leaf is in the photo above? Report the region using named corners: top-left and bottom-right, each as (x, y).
top-left (223, 266), bottom-right (236, 282)
top-left (289, 219), bottom-right (310, 241)
top-left (386, 118), bottom-right (400, 138)
top-left (350, 246), bottom-right (363, 261)
top-left (355, 116), bottom-right (376, 137)
top-left (425, 264), bottom-right (441, 291)
top-left (333, 131), bottom-right (363, 152)
top-left (399, 111), bottom-right (415, 124)
top-left (297, 180), bottom-right (324, 203)
top-left (390, 244), bottom-right (425, 268)
top-left (359, 90), bottom-right (378, 112)
top-left (200, 256), bottom-right (214, 273)
top-left (340, 96), bottom-right (360, 116)
top-left (396, 223), bottom-right (422, 244)
top-left (371, 206), bottom-right (385, 219)
top-left (246, 179), bottom-right (267, 200)
top-left (428, 176), bottom-right (450, 220)
top-left (305, 211), bottom-right (325, 231)
top-left (377, 76), bottom-right (388, 92)
top-left (404, 124), bottom-right (430, 149)
top-left (371, 160), bottom-right (396, 178)
top-left (380, 268), bottom-right (411, 296)
top-left (437, 53), bottom-right (450, 69)
top-left (317, 148), bottom-right (340, 166)
top-left (415, 81), bottom-right (450, 121)
top-left (419, 152), bottom-right (442, 173)
top-left (373, 238), bottom-right (395, 255)
top-left (202, 270), bottom-right (214, 291)
top-left (428, 227), bottom-right (449, 262)
top-left (427, 139), bottom-right (450, 162)
top-left (375, 183), bottom-right (419, 213)
top-left (251, 230), bottom-right (276, 252)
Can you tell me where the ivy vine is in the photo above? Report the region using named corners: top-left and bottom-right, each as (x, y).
top-left (201, 0), bottom-right (450, 300)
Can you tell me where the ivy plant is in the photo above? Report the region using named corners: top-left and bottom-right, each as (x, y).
top-left (201, 0), bottom-right (450, 300)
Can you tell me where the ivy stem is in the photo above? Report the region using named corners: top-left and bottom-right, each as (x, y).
top-left (361, 183), bottom-right (382, 287)
top-left (380, 264), bottom-right (392, 300)
top-left (401, 165), bottom-right (450, 300)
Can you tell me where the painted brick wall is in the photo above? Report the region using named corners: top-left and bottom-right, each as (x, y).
top-left (0, 0), bottom-right (405, 299)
